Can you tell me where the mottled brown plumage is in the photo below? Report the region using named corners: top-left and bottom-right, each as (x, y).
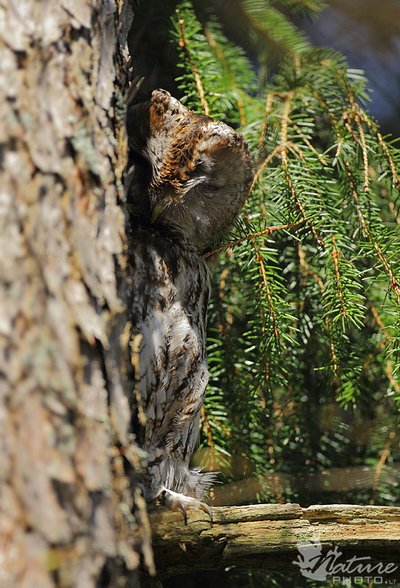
top-left (127, 89), bottom-right (253, 250)
top-left (127, 89), bottom-right (253, 523)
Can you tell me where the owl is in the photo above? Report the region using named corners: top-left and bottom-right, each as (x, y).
top-left (127, 89), bottom-right (253, 524)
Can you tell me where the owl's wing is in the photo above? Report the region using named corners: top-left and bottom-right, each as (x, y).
top-left (129, 228), bottom-right (210, 462)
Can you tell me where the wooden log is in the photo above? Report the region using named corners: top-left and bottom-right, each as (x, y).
top-left (148, 503), bottom-right (400, 580)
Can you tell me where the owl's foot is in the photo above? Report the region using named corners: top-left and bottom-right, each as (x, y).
top-left (156, 487), bottom-right (213, 527)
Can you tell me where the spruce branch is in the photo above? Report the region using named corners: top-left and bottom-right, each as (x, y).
top-left (330, 236), bottom-right (349, 322)
top-left (170, 0), bottom-right (400, 501)
top-left (297, 243), bottom-right (340, 382)
top-left (344, 160), bottom-right (400, 308)
top-left (204, 26), bottom-right (247, 127)
top-left (252, 236), bottom-right (281, 342)
top-left (177, 16), bottom-right (210, 115)
top-left (258, 91), bottom-right (275, 150)
top-left (203, 222), bottom-right (302, 260)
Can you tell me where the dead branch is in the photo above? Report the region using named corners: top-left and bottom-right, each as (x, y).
top-left (148, 503), bottom-right (400, 579)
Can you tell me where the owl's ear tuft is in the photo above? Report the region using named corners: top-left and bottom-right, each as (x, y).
top-left (127, 88), bottom-right (189, 157)
top-left (150, 89), bottom-right (189, 132)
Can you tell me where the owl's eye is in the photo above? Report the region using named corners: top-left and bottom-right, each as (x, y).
top-left (194, 157), bottom-right (213, 175)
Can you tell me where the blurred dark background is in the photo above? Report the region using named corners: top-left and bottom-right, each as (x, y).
top-left (302, 0), bottom-right (400, 135)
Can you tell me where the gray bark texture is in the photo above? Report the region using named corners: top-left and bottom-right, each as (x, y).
top-left (0, 1), bottom-right (153, 586)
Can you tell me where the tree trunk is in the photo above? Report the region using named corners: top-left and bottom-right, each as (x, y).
top-left (0, 2), bottom-right (153, 586)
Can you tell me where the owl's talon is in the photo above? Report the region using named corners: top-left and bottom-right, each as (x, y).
top-left (157, 488), bottom-right (213, 527)
top-left (199, 501), bottom-right (213, 527)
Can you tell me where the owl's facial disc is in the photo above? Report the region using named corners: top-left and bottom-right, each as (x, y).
top-left (184, 154), bottom-right (227, 193)
top-left (183, 145), bottom-right (253, 249)
top-left (149, 142), bottom-right (253, 250)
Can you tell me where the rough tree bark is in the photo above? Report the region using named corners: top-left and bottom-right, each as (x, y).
top-left (0, 1), bottom-right (153, 587)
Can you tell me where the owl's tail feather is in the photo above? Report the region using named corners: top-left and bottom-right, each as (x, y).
top-left (185, 468), bottom-right (218, 499)
top-left (161, 461), bottom-right (217, 500)
top-left (146, 459), bottom-right (217, 497)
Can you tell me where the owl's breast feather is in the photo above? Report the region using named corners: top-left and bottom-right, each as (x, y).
top-left (129, 226), bottom-right (210, 407)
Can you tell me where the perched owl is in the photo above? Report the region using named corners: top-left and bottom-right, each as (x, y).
top-left (127, 89), bottom-right (253, 524)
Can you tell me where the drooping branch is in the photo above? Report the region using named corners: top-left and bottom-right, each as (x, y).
top-left (148, 503), bottom-right (400, 579)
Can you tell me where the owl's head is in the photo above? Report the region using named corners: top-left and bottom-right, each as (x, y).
top-left (128, 89), bottom-right (253, 251)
